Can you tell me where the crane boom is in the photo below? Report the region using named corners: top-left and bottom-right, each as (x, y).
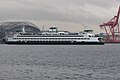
top-left (99, 6), bottom-right (120, 42)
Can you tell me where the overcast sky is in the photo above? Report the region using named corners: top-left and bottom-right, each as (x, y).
top-left (0, 0), bottom-right (120, 32)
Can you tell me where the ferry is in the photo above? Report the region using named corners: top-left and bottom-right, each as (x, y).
top-left (5, 27), bottom-right (105, 45)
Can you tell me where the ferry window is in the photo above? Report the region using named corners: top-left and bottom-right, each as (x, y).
top-left (89, 35), bottom-right (91, 37)
top-left (60, 33), bottom-right (64, 35)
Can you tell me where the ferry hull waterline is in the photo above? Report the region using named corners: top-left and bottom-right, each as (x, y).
top-left (5, 41), bottom-right (105, 45)
top-left (5, 27), bottom-right (105, 45)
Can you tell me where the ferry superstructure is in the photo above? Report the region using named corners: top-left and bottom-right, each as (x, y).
top-left (5, 27), bottom-right (105, 45)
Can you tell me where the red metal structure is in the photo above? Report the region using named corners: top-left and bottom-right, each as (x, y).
top-left (100, 6), bottom-right (120, 42)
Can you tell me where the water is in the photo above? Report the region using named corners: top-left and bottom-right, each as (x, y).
top-left (0, 44), bottom-right (120, 80)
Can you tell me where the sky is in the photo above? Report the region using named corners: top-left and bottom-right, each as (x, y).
top-left (0, 0), bottom-right (120, 33)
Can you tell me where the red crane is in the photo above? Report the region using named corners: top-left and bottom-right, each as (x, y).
top-left (100, 6), bottom-right (120, 42)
